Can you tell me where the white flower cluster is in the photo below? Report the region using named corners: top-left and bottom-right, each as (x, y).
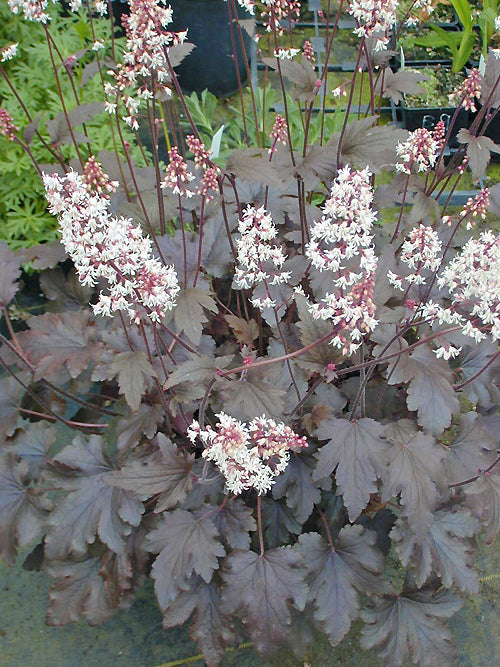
top-left (234, 206), bottom-right (291, 310)
top-left (395, 128), bottom-right (439, 174)
top-left (8, 0), bottom-right (54, 22)
top-left (305, 166), bottom-right (378, 354)
top-left (43, 170), bottom-right (179, 324)
top-left (1, 43), bottom-right (18, 62)
top-left (105, 0), bottom-right (187, 130)
top-left (348, 0), bottom-right (398, 50)
top-left (388, 224), bottom-right (442, 289)
top-left (188, 412), bottom-right (307, 495)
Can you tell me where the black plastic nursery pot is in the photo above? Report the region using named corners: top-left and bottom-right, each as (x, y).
top-left (169, 0), bottom-right (252, 96)
top-left (401, 105), bottom-right (470, 149)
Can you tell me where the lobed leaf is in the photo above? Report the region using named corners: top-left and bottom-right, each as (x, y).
top-left (299, 527), bottom-right (391, 646)
top-left (221, 546), bottom-right (308, 654)
top-left (145, 508), bottom-right (225, 610)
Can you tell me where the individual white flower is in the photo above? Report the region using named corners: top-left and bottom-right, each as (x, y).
top-left (1, 43), bottom-right (18, 62)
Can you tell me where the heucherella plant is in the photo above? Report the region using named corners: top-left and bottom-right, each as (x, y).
top-left (1, 0), bottom-right (500, 665)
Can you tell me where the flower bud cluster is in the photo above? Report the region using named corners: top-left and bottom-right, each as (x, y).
top-left (105, 0), bottom-right (187, 130)
top-left (302, 40), bottom-right (316, 63)
top-left (82, 156), bottom-right (118, 196)
top-left (459, 188), bottom-right (489, 230)
top-left (395, 128), bottom-right (439, 174)
top-left (234, 205), bottom-right (291, 310)
top-left (0, 108), bottom-right (18, 141)
top-left (43, 170), bottom-right (179, 323)
top-left (305, 166), bottom-right (378, 354)
top-left (269, 114), bottom-right (288, 154)
top-left (450, 68), bottom-right (482, 112)
top-left (161, 146), bottom-right (196, 198)
top-left (187, 412), bottom-right (307, 495)
top-left (388, 224), bottom-right (442, 290)
top-left (348, 0), bottom-right (398, 50)
top-left (162, 140), bottom-right (219, 199)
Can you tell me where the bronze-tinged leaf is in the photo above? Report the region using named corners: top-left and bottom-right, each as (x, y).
top-left (457, 128), bottom-right (500, 183)
top-left (445, 412), bottom-right (497, 484)
top-left (174, 288), bottom-right (218, 346)
top-left (465, 469), bottom-right (500, 544)
top-left (361, 588), bottom-right (463, 667)
top-left (145, 508), bottom-right (225, 610)
top-left (313, 418), bottom-right (389, 521)
top-left (44, 435), bottom-right (143, 559)
top-left (45, 557), bottom-right (115, 625)
top-left (392, 508), bottom-right (479, 594)
top-left (405, 344), bottom-right (460, 435)
top-left (382, 420), bottom-right (447, 535)
top-left (299, 527), bottom-right (391, 646)
top-left (0, 242), bottom-right (21, 306)
top-left (164, 354), bottom-right (233, 390)
top-left (272, 455), bottom-right (322, 524)
top-left (221, 546), bottom-right (307, 654)
top-left (225, 315), bottom-right (259, 346)
top-left (162, 575), bottom-right (236, 667)
top-left (18, 311), bottom-right (104, 380)
top-left (109, 350), bottom-right (158, 412)
top-left (108, 434), bottom-right (194, 512)
top-left (0, 454), bottom-right (52, 566)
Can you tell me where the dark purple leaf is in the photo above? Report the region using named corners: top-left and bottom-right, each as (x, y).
top-left (375, 69), bottom-right (427, 104)
top-left (460, 341), bottom-right (500, 409)
top-left (109, 350), bottom-right (157, 412)
top-left (174, 288), bottom-right (217, 347)
top-left (108, 434), bottom-right (194, 512)
top-left (216, 366), bottom-right (286, 420)
top-left (221, 546), bottom-right (307, 653)
top-left (272, 455), bottom-right (322, 524)
top-left (46, 102), bottom-right (105, 145)
top-left (206, 499), bottom-right (256, 550)
top-left (0, 376), bottom-right (23, 437)
top-left (261, 497), bottom-right (301, 548)
top-left (162, 575), bottom-right (236, 667)
top-left (15, 241), bottom-right (67, 270)
top-left (225, 148), bottom-right (282, 186)
top-left (445, 412), bottom-right (497, 484)
top-left (18, 311), bottom-right (104, 380)
top-left (45, 435), bottom-right (143, 559)
top-left (457, 128), bottom-right (500, 183)
top-left (481, 49), bottom-right (500, 108)
top-left (10, 420), bottom-right (56, 475)
top-left (299, 527), bottom-right (390, 646)
top-left (23, 112), bottom-right (43, 145)
top-left (115, 403), bottom-right (164, 452)
top-left (313, 418), bottom-right (389, 521)
top-left (294, 293), bottom-right (338, 374)
top-left (406, 344), bottom-right (460, 435)
top-left (382, 420), bottom-right (447, 535)
top-left (164, 354), bottom-right (233, 390)
top-left (465, 469), bottom-right (500, 544)
top-left (361, 588), bottom-right (463, 667)
top-left (0, 242), bottom-right (21, 306)
top-left (392, 507), bottom-right (479, 593)
top-left (262, 57), bottom-right (318, 102)
top-left (145, 508), bottom-right (225, 609)
top-left (40, 268), bottom-right (93, 310)
top-left (0, 454), bottom-right (51, 565)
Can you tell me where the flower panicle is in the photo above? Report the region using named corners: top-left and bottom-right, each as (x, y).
top-left (188, 412), bottom-right (307, 495)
